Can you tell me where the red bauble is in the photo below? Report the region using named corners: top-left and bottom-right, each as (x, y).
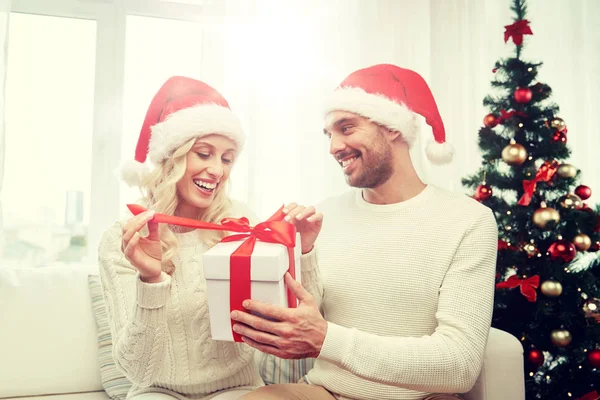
top-left (579, 203), bottom-right (594, 213)
top-left (588, 349), bottom-right (600, 368)
top-left (475, 184), bottom-right (493, 201)
top-left (514, 87), bottom-right (532, 104)
top-left (483, 114), bottom-right (499, 128)
top-left (552, 131), bottom-right (568, 143)
top-left (527, 349), bottom-right (545, 368)
top-left (548, 239), bottom-right (577, 262)
top-left (575, 185), bottom-right (592, 200)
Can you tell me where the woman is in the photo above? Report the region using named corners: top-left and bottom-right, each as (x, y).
top-left (98, 76), bottom-right (322, 400)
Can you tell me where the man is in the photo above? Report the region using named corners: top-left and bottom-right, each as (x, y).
top-left (232, 64), bottom-right (498, 400)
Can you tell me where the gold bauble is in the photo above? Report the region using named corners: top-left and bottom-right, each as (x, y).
top-left (550, 329), bottom-right (572, 347)
top-left (557, 164), bottom-right (577, 179)
top-left (541, 280), bottom-right (563, 297)
top-left (573, 233), bottom-right (592, 251)
top-left (523, 243), bottom-right (539, 257)
top-left (501, 142), bottom-right (528, 166)
top-left (532, 207), bottom-right (560, 229)
top-left (583, 298), bottom-right (600, 322)
top-left (558, 193), bottom-right (582, 210)
top-left (550, 117), bottom-right (567, 131)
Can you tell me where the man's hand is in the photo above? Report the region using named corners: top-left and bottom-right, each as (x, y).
top-left (283, 203), bottom-right (323, 254)
top-left (230, 273), bottom-right (327, 359)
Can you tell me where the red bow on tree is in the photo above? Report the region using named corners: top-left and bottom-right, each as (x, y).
top-left (504, 19), bottom-right (533, 46)
top-left (517, 160), bottom-right (559, 206)
top-left (499, 109), bottom-right (528, 124)
top-left (496, 275), bottom-right (540, 302)
top-left (578, 391), bottom-right (600, 400)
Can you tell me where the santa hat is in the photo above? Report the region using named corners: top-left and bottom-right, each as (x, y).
top-left (120, 76), bottom-right (245, 186)
top-left (324, 64), bottom-right (453, 164)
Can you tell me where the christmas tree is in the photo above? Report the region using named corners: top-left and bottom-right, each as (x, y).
top-left (462, 0), bottom-right (600, 398)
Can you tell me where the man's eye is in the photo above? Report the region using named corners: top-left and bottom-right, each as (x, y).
top-left (341, 125), bottom-right (353, 133)
top-left (197, 152), bottom-right (210, 159)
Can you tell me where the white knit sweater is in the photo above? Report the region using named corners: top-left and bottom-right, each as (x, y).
top-left (300, 185), bottom-right (498, 400)
top-left (98, 201), bottom-right (266, 399)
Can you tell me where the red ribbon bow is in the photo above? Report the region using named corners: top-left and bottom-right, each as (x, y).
top-left (127, 204), bottom-right (298, 342)
top-left (517, 160), bottom-right (558, 206)
top-left (504, 19), bottom-right (533, 46)
top-left (579, 391), bottom-right (600, 400)
top-left (499, 109), bottom-right (528, 124)
top-left (496, 275), bottom-right (540, 302)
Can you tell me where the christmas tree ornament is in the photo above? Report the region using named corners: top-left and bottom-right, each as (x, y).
top-left (504, 19), bottom-right (533, 46)
top-left (514, 87), bottom-right (532, 103)
top-left (574, 185), bottom-right (592, 200)
top-left (588, 349), bottom-right (600, 368)
top-left (583, 298), bottom-right (600, 322)
top-left (548, 239), bottom-right (577, 262)
top-left (475, 184), bottom-right (493, 201)
top-left (483, 113), bottom-right (499, 128)
top-left (552, 131), bottom-right (567, 144)
top-left (549, 117), bottom-right (567, 132)
top-left (572, 233), bottom-right (592, 252)
top-left (532, 204), bottom-right (560, 229)
top-left (591, 241), bottom-right (600, 252)
top-left (522, 242), bottom-right (539, 257)
top-left (526, 348), bottom-right (545, 368)
top-left (550, 329), bottom-right (572, 347)
top-left (540, 280), bottom-right (563, 297)
top-left (502, 140), bottom-right (528, 166)
top-left (556, 163), bottom-right (577, 178)
top-left (558, 193), bottom-right (582, 210)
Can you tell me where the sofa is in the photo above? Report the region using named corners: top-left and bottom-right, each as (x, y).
top-left (0, 266), bottom-right (525, 400)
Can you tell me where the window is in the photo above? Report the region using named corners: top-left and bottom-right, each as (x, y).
top-left (1, 13), bottom-right (96, 267)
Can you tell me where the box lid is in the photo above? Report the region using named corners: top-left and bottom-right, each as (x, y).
top-left (203, 233), bottom-right (301, 281)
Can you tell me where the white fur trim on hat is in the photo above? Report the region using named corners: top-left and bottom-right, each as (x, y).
top-left (425, 140), bottom-right (454, 165)
top-left (148, 104), bottom-right (245, 164)
top-left (119, 159), bottom-right (151, 187)
top-left (324, 87), bottom-right (419, 146)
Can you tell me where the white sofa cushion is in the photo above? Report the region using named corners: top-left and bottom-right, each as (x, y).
top-left (88, 274), bottom-right (132, 399)
top-left (0, 266), bottom-right (104, 398)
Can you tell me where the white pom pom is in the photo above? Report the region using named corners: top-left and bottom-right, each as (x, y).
top-left (118, 160), bottom-right (150, 187)
top-left (425, 140), bottom-right (454, 165)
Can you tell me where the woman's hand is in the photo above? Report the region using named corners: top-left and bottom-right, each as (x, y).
top-left (283, 203), bottom-right (323, 254)
top-left (122, 211), bottom-right (163, 283)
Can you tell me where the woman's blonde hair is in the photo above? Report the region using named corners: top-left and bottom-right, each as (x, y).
top-left (139, 137), bottom-right (234, 274)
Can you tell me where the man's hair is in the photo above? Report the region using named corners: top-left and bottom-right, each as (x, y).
top-left (137, 137), bottom-right (232, 274)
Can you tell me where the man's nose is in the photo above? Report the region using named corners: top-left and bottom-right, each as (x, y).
top-left (329, 133), bottom-right (346, 155)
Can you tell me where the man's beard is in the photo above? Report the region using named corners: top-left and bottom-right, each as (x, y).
top-left (346, 141), bottom-right (394, 189)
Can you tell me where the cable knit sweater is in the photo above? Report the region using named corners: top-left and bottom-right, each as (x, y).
top-left (98, 200), bottom-right (267, 399)
top-left (297, 185), bottom-right (498, 400)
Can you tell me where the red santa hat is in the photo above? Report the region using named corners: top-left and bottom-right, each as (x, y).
top-left (324, 64), bottom-right (453, 164)
top-left (120, 76), bottom-right (245, 186)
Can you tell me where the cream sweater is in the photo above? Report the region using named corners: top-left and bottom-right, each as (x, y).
top-left (98, 201), bottom-right (266, 399)
top-left (301, 185), bottom-right (498, 400)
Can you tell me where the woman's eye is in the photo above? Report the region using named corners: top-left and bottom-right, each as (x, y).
top-left (222, 158), bottom-right (234, 164)
top-left (197, 152), bottom-right (210, 159)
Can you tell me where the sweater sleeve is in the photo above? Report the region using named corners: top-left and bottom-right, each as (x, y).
top-left (317, 209), bottom-right (498, 393)
top-left (98, 222), bottom-right (172, 388)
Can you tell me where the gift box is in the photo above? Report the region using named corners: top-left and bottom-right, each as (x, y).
top-left (203, 232), bottom-right (301, 341)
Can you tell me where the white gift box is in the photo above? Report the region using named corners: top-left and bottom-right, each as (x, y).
top-left (203, 233), bottom-right (301, 341)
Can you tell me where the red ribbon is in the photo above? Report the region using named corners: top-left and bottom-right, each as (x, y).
top-left (517, 160), bottom-right (558, 206)
top-left (499, 109), bottom-right (528, 124)
top-left (127, 204), bottom-right (298, 342)
top-left (496, 275), bottom-right (540, 302)
top-left (578, 391), bottom-right (600, 400)
top-left (504, 19), bottom-right (533, 46)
